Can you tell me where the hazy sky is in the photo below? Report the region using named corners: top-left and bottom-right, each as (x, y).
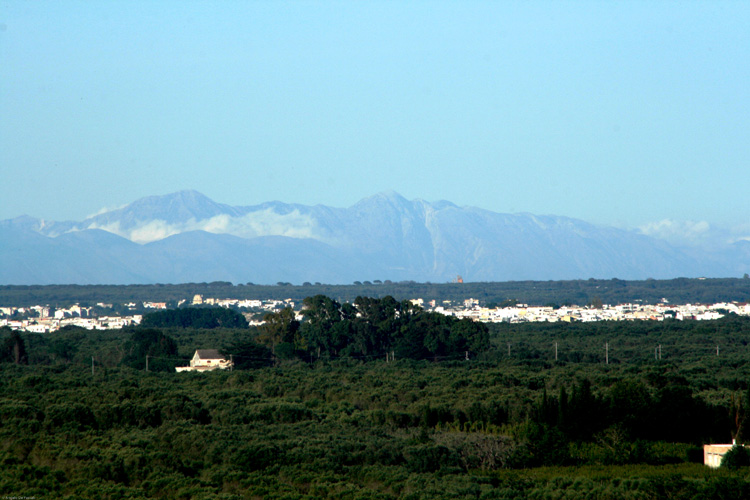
top-left (1, 1), bottom-right (748, 238)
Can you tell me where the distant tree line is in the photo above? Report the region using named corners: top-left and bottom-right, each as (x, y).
top-left (140, 307), bottom-right (248, 329)
top-left (2, 276), bottom-right (750, 307)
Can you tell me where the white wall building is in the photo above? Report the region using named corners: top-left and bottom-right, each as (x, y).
top-left (176, 349), bottom-right (233, 372)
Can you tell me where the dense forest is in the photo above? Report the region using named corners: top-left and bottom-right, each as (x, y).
top-left (4, 301), bottom-right (750, 498)
top-left (2, 276), bottom-right (750, 307)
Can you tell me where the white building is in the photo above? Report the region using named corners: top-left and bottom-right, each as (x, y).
top-left (176, 349), bottom-right (232, 372)
top-left (704, 443), bottom-right (737, 468)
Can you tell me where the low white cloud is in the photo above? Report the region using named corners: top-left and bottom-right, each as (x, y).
top-left (638, 219), bottom-right (750, 249)
top-left (84, 221), bottom-right (125, 237)
top-left (128, 220), bottom-right (183, 244)
top-left (75, 208), bottom-right (327, 244)
top-left (639, 219), bottom-right (712, 245)
top-left (226, 209), bottom-right (323, 240)
top-left (726, 222), bottom-right (750, 245)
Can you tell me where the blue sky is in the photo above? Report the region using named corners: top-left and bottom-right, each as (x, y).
top-left (1, 1), bottom-right (748, 243)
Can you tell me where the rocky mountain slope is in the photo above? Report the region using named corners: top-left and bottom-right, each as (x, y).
top-left (1, 191), bottom-right (745, 284)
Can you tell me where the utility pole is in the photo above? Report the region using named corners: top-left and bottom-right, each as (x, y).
top-left (554, 342), bottom-right (558, 361)
top-left (717, 345), bottom-right (720, 357)
top-left (658, 344), bottom-right (662, 360)
top-left (146, 355), bottom-right (149, 372)
top-left (605, 342), bottom-right (609, 365)
top-left (91, 356), bottom-right (95, 376)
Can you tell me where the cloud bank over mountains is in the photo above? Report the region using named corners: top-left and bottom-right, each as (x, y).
top-left (1, 190), bottom-right (748, 285)
top-left (28, 191), bottom-right (330, 244)
top-left (83, 209), bottom-right (324, 244)
top-left (639, 219), bottom-right (750, 250)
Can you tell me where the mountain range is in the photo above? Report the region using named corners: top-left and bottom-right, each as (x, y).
top-left (1, 190), bottom-right (748, 285)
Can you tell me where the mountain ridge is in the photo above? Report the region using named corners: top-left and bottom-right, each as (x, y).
top-left (1, 191), bottom-right (747, 285)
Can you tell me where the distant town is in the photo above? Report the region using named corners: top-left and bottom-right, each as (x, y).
top-left (2, 293), bottom-right (749, 333)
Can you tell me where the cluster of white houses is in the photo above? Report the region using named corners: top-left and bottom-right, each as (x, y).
top-left (190, 295), bottom-right (295, 311)
top-left (0, 297), bottom-right (297, 333)
top-left (438, 301), bottom-right (750, 323)
top-left (3, 298), bottom-right (750, 334)
top-left (0, 314), bottom-right (143, 333)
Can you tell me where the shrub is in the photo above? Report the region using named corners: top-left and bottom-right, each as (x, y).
top-left (721, 445), bottom-right (750, 469)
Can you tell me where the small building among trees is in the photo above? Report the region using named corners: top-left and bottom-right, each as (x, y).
top-left (176, 349), bottom-right (232, 372)
top-left (704, 442), bottom-right (750, 468)
top-left (704, 443), bottom-right (735, 468)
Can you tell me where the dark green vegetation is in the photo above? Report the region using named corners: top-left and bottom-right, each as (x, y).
top-left (2, 276), bottom-right (750, 307)
top-left (140, 307), bottom-right (249, 329)
top-left (258, 296), bottom-right (489, 363)
top-left (4, 305), bottom-right (750, 498)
